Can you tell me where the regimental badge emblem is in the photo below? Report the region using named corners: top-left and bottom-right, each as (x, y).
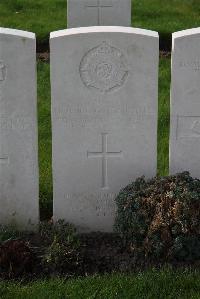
top-left (0, 61), bottom-right (6, 82)
top-left (80, 42), bottom-right (129, 93)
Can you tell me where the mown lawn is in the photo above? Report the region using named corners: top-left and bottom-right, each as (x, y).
top-left (0, 1), bottom-right (200, 49)
top-left (37, 61), bottom-right (52, 219)
top-left (158, 56), bottom-right (170, 177)
top-left (0, 269), bottom-right (200, 299)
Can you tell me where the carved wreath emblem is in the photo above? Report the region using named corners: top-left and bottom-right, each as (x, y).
top-left (80, 42), bottom-right (129, 93)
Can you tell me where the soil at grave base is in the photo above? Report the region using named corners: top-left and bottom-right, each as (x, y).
top-left (37, 52), bottom-right (50, 62)
top-left (64, 233), bottom-right (200, 276)
top-left (0, 232), bottom-right (146, 280)
top-left (0, 232), bottom-right (199, 281)
top-left (29, 232), bottom-right (142, 278)
top-left (78, 233), bottom-right (140, 275)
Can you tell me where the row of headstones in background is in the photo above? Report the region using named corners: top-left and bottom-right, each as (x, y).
top-left (0, 26), bottom-right (200, 232)
top-left (67, 0), bottom-right (131, 28)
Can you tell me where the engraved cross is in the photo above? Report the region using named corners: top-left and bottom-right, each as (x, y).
top-left (87, 133), bottom-right (123, 189)
top-left (85, 0), bottom-right (113, 25)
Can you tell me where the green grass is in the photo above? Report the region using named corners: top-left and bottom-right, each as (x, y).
top-left (0, 0), bottom-right (66, 47)
top-left (134, 0), bottom-right (200, 32)
top-left (158, 56), bottom-right (170, 176)
top-left (37, 62), bottom-right (52, 219)
top-left (1, 1), bottom-right (200, 49)
top-left (0, 269), bottom-right (200, 298)
top-left (37, 57), bottom-right (170, 217)
top-left (133, 0), bottom-right (200, 49)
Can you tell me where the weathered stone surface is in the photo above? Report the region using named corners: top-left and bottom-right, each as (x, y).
top-left (170, 28), bottom-right (200, 177)
top-left (51, 27), bottom-right (159, 232)
top-left (0, 28), bottom-right (39, 230)
top-left (67, 0), bottom-right (131, 28)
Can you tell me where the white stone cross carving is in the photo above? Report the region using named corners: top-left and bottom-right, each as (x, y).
top-left (85, 0), bottom-right (113, 25)
top-left (87, 133), bottom-right (123, 189)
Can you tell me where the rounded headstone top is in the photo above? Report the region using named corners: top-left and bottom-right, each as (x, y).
top-left (173, 27), bottom-right (200, 40)
top-left (0, 27), bottom-right (35, 39)
top-left (50, 26), bottom-right (158, 39)
top-left (172, 27), bottom-right (200, 50)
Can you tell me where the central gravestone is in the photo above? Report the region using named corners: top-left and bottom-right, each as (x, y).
top-left (67, 0), bottom-right (131, 28)
top-left (51, 27), bottom-right (159, 232)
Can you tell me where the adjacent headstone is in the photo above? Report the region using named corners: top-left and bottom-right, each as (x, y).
top-left (0, 28), bottom-right (39, 230)
top-left (67, 0), bottom-right (131, 28)
top-left (51, 27), bottom-right (159, 232)
top-left (170, 28), bottom-right (200, 177)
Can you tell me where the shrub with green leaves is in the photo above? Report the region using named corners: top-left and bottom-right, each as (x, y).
top-left (115, 172), bottom-right (200, 262)
top-left (0, 225), bottom-right (22, 243)
top-left (40, 220), bottom-right (82, 274)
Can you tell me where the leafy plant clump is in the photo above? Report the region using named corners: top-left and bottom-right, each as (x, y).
top-left (40, 220), bottom-right (82, 275)
top-left (0, 225), bottom-right (22, 243)
top-left (115, 172), bottom-right (200, 262)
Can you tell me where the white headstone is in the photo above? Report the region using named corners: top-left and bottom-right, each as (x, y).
top-left (0, 28), bottom-right (39, 230)
top-left (170, 28), bottom-right (200, 177)
top-left (51, 27), bottom-right (159, 232)
top-left (67, 0), bottom-right (131, 28)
